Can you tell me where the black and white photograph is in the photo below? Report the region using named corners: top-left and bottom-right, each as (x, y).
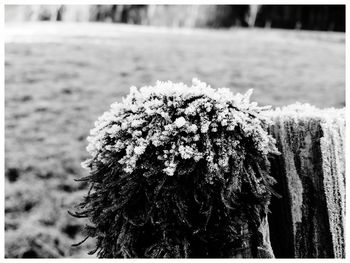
top-left (2, 1), bottom-right (347, 259)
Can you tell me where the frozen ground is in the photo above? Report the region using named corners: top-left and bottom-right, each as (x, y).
top-left (4, 22), bottom-right (345, 258)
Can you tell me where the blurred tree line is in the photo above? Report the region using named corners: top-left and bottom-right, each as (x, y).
top-left (6, 5), bottom-right (345, 32)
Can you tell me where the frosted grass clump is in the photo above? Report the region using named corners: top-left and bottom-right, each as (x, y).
top-left (74, 79), bottom-right (279, 257)
top-left (82, 78), bottom-right (278, 180)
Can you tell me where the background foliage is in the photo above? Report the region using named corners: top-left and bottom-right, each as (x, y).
top-left (5, 5), bottom-right (345, 32)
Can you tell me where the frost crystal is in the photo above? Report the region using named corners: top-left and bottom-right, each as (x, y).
top-left (174, 117), bottom-right (187, 128)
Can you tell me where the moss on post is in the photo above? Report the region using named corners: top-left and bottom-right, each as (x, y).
top-left (72, 80), bottom-right (278, 258)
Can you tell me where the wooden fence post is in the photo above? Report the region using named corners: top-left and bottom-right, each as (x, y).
top-left (266, 105), bottom-right (345, 258)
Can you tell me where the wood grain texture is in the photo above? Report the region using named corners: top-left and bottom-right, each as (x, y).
top-left (267, 105), bottom-right (345, 258)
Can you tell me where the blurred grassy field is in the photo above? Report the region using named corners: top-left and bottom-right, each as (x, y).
top-left (4, 23), bottom-right (345, 258)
